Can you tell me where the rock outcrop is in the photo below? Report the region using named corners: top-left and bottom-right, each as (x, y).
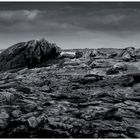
top-left (0, 38), bottom-right (61, 71)
top-left (119, 47), bottom-right (140, 61)
top-left (0, 44), bottom-right (140, 138)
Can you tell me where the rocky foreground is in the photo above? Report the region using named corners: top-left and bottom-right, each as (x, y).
top-left (0, 39), bottom-right (140, 138)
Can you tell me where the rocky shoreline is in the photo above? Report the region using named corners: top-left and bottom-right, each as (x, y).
top-left (0, 39), bottom-right (140, 138)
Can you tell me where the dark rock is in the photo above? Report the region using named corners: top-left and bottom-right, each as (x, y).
top-left (28, 116), bottom-right (38, 129)
top-left (0, 46), bottom-right (140, 138)
top-left (40, 125), bottom-right (71, 138)
top-left (108, 52), bottom-right (118, 58)
top-left (0, 92), bottom-right (15, 105)
top-left (119, 47), bottom-right (140, 61)
top-left (113, 62), bottom-right (127, 71)
top-left (127, 123), bottom-right (140, 138)
top-left (11, 110), bottom-right (22, 118)
top-left (75, 50), bottom-right (83, 58)
top-left (120, 75), bottom-right (135, 86)
top-left (0, 38), bottom-right (61, 71)
top-left (41, 85), bottom-right (51, 92)
top-left (106, 62), bottom-right (127, 75)
top-left (89, 50), bottom-right (99, 57)
top-left (10, 125), bottom-right (29, 138)
top-left (21, 100), bottom-right (37, 113)
top-left (80, 106), bottom-right (113, 121)
top-left (73, 74), bottom-right (103, 84)
top-left (104, 132), bottom-right (128, 138)
top-left (106, 67), bottom-right (119, 75)
top-left (16, 85), bottom-right (31, 93)
top-left (90, 61), bottom-right (111, 68)
top-left (0, 109), bottom-right (10, 129)
top-left (127, 73), bottom-right (140, 84)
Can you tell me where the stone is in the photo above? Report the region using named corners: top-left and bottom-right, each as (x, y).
top-left (0, 38), bottom-right (61, 71)
top-left (0, 92), bottom-right (15, 105)
top-left (122, 53), bottom-right (132, 61)
top-left (12, 109), bottom-right (22, 118)
top-left (11, 125), bottom-right (29, 138)
top-left (75, 50), bottom-right (83, 58)
top-left (108, 52), bottom-right (118, 58)
top-left (113, 62), bottom-right (127, 71)
top-left (106, 67), bottom-right (119, 75)
top-left (0, 109), bottom-right (9, 129)
top-left (127, 123), bottom-right (140, 138)
top-left (90, 61), bottom-right (110, 68)
top-left (73, 74), bottom-right (103, 84)
top-left (28, 116), bottom-right (38, 129)
top-left (119, 47), bottom-right (137, 61)
top-left (16, 85), bottom-right (31, 93)
top-left (89, 50), bottom-right (99, 57)
top-left (21, 100), bottom-right (37, 112)
top-left (41, 85), bottom-right (51, 92)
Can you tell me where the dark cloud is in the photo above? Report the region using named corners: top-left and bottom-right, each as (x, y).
top-left (0, 2), bottom-right (140, 49)
top-left (0, 3), bottom-right (140, 33)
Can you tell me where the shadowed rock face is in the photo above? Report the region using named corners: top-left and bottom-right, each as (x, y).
top-left (0, 38), bottom-right (61, 71)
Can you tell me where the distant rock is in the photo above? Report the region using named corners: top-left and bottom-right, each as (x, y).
top-left (0, 38), bottom-right (61, 71)
top-left (89, 50), bottom-right (106, 58)
top-left (119, 47), bottom-right (140, 61)
top-left (108, 52), bottom-right (118, 58)
top-left (60, 52), bottom-right (75, 59)
top-left (106, 63), bottom-right (127, 75)
top-left (113, 62), bottom-right (127, 71)
top-left (75, 50), bottom-right (83, 58)
top-left (89, 50), bottom-right (99, 57)
top-left (90, 61), bottom-right (111, 68)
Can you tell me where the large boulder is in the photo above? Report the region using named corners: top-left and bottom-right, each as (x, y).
top-left (119, 47), bottom-right (140, 61)
top-left (118, 47), bottom-right (134, 61)
top-left (0, 38), bottom-right (61, 71)
top-left (89, 50), bottom-right (99, 57)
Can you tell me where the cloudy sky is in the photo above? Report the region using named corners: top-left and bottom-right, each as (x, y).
top-left (0, 2), bottom-right (140, 49)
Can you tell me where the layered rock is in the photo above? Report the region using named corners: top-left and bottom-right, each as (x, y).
top-left (119, 47), bottom-right (140, 61)
top-left (0, 38), bottom-right (61, 71)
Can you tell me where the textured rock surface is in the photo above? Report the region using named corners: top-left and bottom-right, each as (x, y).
top-left (119, 47), bottom-right (140, 61)
top-left (0, 46), bottom-right (140, 138)
top-left (0, 38), bottom-right (61, 71)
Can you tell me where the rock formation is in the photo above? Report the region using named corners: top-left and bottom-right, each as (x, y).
top-left (0, 38), bottom-right (61, 71)
top-left (119, 47), bottom-right (140, 61)
top-left (0, 41), bottom-right (140, 138)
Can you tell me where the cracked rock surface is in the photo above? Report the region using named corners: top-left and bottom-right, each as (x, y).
top-left (0, 45), bottom-right (140, 138)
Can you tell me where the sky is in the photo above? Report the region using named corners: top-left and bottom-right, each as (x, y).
top-left (0, 2), bottom-right (140, 49)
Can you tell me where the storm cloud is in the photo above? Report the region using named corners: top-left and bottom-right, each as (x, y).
top-left (0, 2), bottom-right (140, 49)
